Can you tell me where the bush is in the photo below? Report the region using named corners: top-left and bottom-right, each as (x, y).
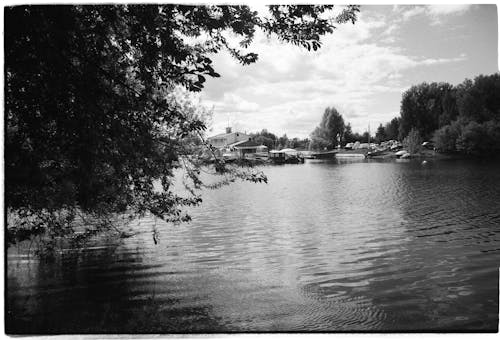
top-left (434, 120), bottom-right (462, 153)
top-left (434, 119), bottom-right (500, 156)
top-left (403, 128), bottom-right (422, 154)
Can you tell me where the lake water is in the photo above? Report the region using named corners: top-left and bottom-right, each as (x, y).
top-left (6, 158), bottom-right (500, 333)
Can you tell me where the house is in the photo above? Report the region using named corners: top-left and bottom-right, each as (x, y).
top-left (207, 127), bottom-right (251, 148)
top-left (229, 140), bottom-right (267, 158)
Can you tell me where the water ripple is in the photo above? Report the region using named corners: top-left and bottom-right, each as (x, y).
top-left (6, 159), bottom-right (500, 332)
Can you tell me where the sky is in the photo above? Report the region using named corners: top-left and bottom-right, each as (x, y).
top-left (200, 4), bottom-right (498, 138)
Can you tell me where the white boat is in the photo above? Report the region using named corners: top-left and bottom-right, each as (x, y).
top-left (335, 153), bottom-right (366, 158)
top-left (222, 152), bottom-right (238, 160)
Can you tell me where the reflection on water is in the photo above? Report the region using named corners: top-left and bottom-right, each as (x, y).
top-left (6, 159), bottom-right (500, 333)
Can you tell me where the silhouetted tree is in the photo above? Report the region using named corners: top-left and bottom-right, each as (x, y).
top-left (343, 123), bottom-right (356, 143)
top-left (5, 4), bottom-right (360, 245)
top-left (362, 131), bottom-right (371, 143)
top-left (384, 117), bottom-right (400, 141)
top-left (375, 124), bottom-right (386, 143)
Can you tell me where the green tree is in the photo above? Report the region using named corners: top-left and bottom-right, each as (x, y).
top-left (310, 107), bottom-right (345, 149)
top-left (431, 73), bottom-right (500, 156)
top-left (403, 128), bottom-right (422, 154)
top-left (362, 131), bottom-right (371, 143)
top-left (343, 123), bottom-right (355, 143)
top-left (251, 129), bottom-right (278, 149)
top-left (434, 120), bottom-right (462, 153)
top-left (399, 82), bottom-right (458, 140)
top-left (290, 137), bottom-right (310, 149)
top-left (456, 74), bottom-right (500, 123)
top-left (5, 4), bottom-right (360, 245)
top-left (278, 134), bottom-right (290, 149)
top-left (253, 135), bottom-right (275, 149)
top-left (384, 117), bottom-right (400, 141)
top-left (374, 124), bottom-right (386, 143)
top-left (455, 120), bottom-right (500, 156)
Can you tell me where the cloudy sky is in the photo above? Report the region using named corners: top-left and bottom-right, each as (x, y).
top-left (200, 4), bottom-right (498, 138)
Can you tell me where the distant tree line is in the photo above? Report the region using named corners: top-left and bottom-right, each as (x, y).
top-left (392, 73), bottom-right (500, 156)
top-left (311, 73), bottom-right (500, 155)
top-left (309, 107), bottom-right (375, 150)
top-left (250, 129), bottom-right (310, 150)
top-left (374, 117), bottom-right (400, 143)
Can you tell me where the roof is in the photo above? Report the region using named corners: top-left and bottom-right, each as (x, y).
top-left (280, 148), bottom-right (297, 154)
top-left (231, 140), bottom-right (261, 148)
top-left (207, 131), bottom-right (248, 140)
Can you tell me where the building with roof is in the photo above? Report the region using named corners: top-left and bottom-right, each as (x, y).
top-left (207, 127), bottom-right (251, 148)
top-left (229, 140), bottom-right (268, 158)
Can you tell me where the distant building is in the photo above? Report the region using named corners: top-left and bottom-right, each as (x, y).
top-left (207, 127), bottom-right (251, 148)
top-left (229, 140), bottom-right (267, 158)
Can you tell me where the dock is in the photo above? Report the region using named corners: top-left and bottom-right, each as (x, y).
top-left (311, 150), bottom-right (367, 159)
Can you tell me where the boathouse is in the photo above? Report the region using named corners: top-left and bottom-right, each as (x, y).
top-left (230, 140), bottom-right (266, 158)
top-left (207, 127), bottom-right (251, 148)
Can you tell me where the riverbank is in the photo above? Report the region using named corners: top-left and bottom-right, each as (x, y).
top-left (368, 149), bottom-right (468, 160)
top-left (208, 148), bottom-right (483, 166)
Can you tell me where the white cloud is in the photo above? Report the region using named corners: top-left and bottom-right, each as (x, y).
top-left (427, 5), bottom-right (472, 16)
top-left (394, 4), bottom-right (473, 25)
top-left (202, 6), bottom-right (474, 137)
top-left (419, 55), bottom-right (467, 66)
top-left (427, 5), bottom-right (473, 25)
top-left (402, 6), bottom-right (426, 20)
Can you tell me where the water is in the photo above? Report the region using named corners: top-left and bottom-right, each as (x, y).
top-left (6, 159), bottom-right (500, 333)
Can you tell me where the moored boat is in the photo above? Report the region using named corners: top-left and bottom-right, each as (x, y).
top-left (335, 152), bottom-right (366, 158)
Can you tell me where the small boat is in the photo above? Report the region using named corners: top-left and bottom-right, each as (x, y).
top-left (395, 150), bottom-right (408, 158)
top-left (284, 155), bottom-right (302, 164)
top-left (366, 149), bottom-right (385, 158)
top-left (311, 150), bottom-right (338, 159)
top-left (269, 148), bottom-right (305, 164)
top-left (335, 152), bottom-right (366, 158)
top-left (269, 150), bottom-right (286, 164)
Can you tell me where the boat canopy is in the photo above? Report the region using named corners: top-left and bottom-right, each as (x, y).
top-left (279, 148), bottom-right (298, 155)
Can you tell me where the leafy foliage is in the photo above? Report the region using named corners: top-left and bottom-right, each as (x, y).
top-left (384, 117), bottom-right (401, 141)
top-left (374, 124), bottom-right (386, 144)
top-left (397, 73), bottom-right (499, 145)
top-left (310, 107), bottom-right (345, 150)
top-left (430, 74), bottom-right (500, 156)
top-left (399, 82), bottom-right (458, 140)
top-left (251, 129), bottom-right (278, 149)
top-left (434, 120), bottom-right (462, 153)
top-left (343, 123), bottom-right (356, 143)
top-left (403, 128), bottom-right (422, 154)
top-left (5, 4), bottom-right (360, 246)
top-left (456, 74), bottom-right (500, 123)
top-left (434, 119), bottom-right (500, 156)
